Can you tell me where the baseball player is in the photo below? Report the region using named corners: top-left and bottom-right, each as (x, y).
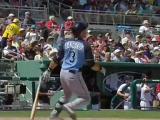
top-left (140, 82), bottom-right (154, 110)
top-left (42, 22), bottom-right (106, 120)
top-left (117, 75), bottom-right (142, 110)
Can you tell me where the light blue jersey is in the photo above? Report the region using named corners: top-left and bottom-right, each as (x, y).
top-left (61, 40), bottom-right (85, 71)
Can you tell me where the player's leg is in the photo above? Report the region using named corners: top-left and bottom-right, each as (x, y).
top-left (140, 101), bottom-right (147, 110)
top-left (123, 101), bottom-right (129, 110)
top-left (63, 71), bottom-right (90, 116)
top-left (50, 70), bottom-right (72, 119)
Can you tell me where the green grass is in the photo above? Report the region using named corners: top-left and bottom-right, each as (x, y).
top-left (0, 110), bottom-right (160, 118)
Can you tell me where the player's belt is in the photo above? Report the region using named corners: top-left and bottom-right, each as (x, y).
top-left (69, 68), bottom-right (82, 74)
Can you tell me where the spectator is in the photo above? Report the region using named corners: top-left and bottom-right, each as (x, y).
top-left (95, 34), bottom-right (105, 48)
top-left (122, 31), bottom-right (131, 45)
top-left (2, 18), bottom-right (20, 48)
top-left (115, 36), bottom-right (124, 49)
top-left (46, 15), bottom-right (57, 30)
top-left (34, 48), bottom-right (43, 60)
top-left (139, 20), bottom-right (150, 34)
top-left (64, 16), bottom-right (75, 32)
top-left (73, 0), bottom-right (83, 10)
top-left (112, 49), bottom-right (124, 62)
top-left (124, 50), bottom-right (135, 62)
top-left (10, 0), bottom-right (21, 6)
top-left (38, 37), bottom-right (45, 49)
top-left (6, 13), bottom-right (15, 25)
top-left (134, 51), bottom-right (145, 63)
top-left (0, 0), bottom-right (9, 8)
top-left (38, 20), bottom-right (49, 41)
top-left (11, 34), bottom-right (20, 50)
top-left (23, 12), bottom-right (35, 28)
top-left (105, 32), bottom-right (112, 43)
top-left (23, 43), bottom-right (36, 60)
top-left (3, 38), bottom-right (17, 60)
top-left (105, 52), bottom-right (112, 61)
top-left (19, 28), bottom-right (26, 38)
top-left (25, 25), bottom-right (39, 43)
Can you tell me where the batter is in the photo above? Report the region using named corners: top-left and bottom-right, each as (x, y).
top-left (42, 22), bottom-right (106, 120)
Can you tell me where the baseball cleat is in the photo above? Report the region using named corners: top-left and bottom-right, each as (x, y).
top-left (48, 117), bottom-right (64, 120)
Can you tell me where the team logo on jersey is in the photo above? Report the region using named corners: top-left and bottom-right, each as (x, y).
top-left (103, 71), bottom-right (145, 92)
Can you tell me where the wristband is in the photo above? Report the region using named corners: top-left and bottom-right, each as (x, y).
top-left (48, 68), bottom-right (53, 72)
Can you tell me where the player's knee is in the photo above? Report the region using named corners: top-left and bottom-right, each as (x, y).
top-left (55, 96), bottom-right (66, 108)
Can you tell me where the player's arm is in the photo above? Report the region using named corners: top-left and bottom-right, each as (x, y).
top-left (85, 43), bottom-right (106, 74)
top-left (144, 87), bottom-right (154, 93)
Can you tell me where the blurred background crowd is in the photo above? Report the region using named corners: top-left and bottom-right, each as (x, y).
top-left (0, 0), bottom-right (159, 64)
top-left (0, 12), bottom-right (160, 64)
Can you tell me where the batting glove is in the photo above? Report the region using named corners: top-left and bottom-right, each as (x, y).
top-left (42, 69), bottom-right (51, 82)
top-left (100, 67), bottom-right (106, 76)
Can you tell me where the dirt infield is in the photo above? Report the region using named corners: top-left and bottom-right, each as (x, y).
top-left (0, 118), bottom-right (158, 120)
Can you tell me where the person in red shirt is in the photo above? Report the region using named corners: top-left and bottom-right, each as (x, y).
top-left (95, 34), bottom-right (105, 48)
top-left (64, 16), bottom-right (75, 31)
top-left (47, 15), bottom-right (57, 29)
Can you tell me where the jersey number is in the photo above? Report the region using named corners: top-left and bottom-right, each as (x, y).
top-left (69, 51), bottom-right (75, 63)
top-left (7, 25), bottom-right (14, 31)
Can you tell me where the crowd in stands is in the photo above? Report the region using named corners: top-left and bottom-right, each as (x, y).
top-left (1, 12), bottom-right (61, 61)
top-left (0, 11), bottom-right (160, 64)
top-left (59, 0), bottom-right (160, 15)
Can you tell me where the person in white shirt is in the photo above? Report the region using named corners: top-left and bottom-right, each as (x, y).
top-left (139, 20), bottom-right (150, 34)
top-left (134, 51), bottom-right (144, 63)
top-left (121, 31), bottom-right (131, 45)
top-left (25, 25), bottom-right (39, 43)
top-left (112, 49), bottom-right (124, 62)
top-left (140, 82), bottom-right (154, 110)
top-left (117, 76), bottom-right (142, 110)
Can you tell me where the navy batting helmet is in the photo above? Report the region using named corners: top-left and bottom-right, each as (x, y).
top-left (71, 22), bottom-right (88, 38)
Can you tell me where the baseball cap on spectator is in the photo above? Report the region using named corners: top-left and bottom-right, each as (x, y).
top-left (151, 38), bottom-right (157, 42)
top-left (7, 38), bottom-right (12, 42)
top-left (114, 49), bottom-right (121, 54)
top-left (87, 30), bottom-right (92, 34)
top-left (19, 28), bottom-right (25, 32)
top-left (25, 11), bottom-right (31, 15)
top-left (109, 39), bottom-right (114, 42)
top-left (135, 41), bottom-right (139, 44)
top-left (142, 20), bottom-right (149, 25)
top-left (67, 16), bottom-right (72, 20)
top-left (153, 46), bottom-right (159, 51)
top-left (8, 13), bottom-right (14, 18)
top-left (97, 34), bottom-right (103, 39)
top-left (39, 37), bottom-right (44, 40)
top-left (31, 25), bottom-right (36, 29)
top-left (105, 32), bottom-right (111, 37)
top-left (136, 35), bottom-right (141, 39)
top-left (12, 18), bottom-right (20, 23)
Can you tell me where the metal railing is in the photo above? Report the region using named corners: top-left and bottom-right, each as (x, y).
top-left (47, 0), bottom-right (72, 20)
top-left (0, 5), bottom-right (47, 22)
top-left (72, 10), bottom-right (160, 26)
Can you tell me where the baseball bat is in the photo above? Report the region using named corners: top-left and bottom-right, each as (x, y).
top-left (30, 76), bottom-right (42, 120)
